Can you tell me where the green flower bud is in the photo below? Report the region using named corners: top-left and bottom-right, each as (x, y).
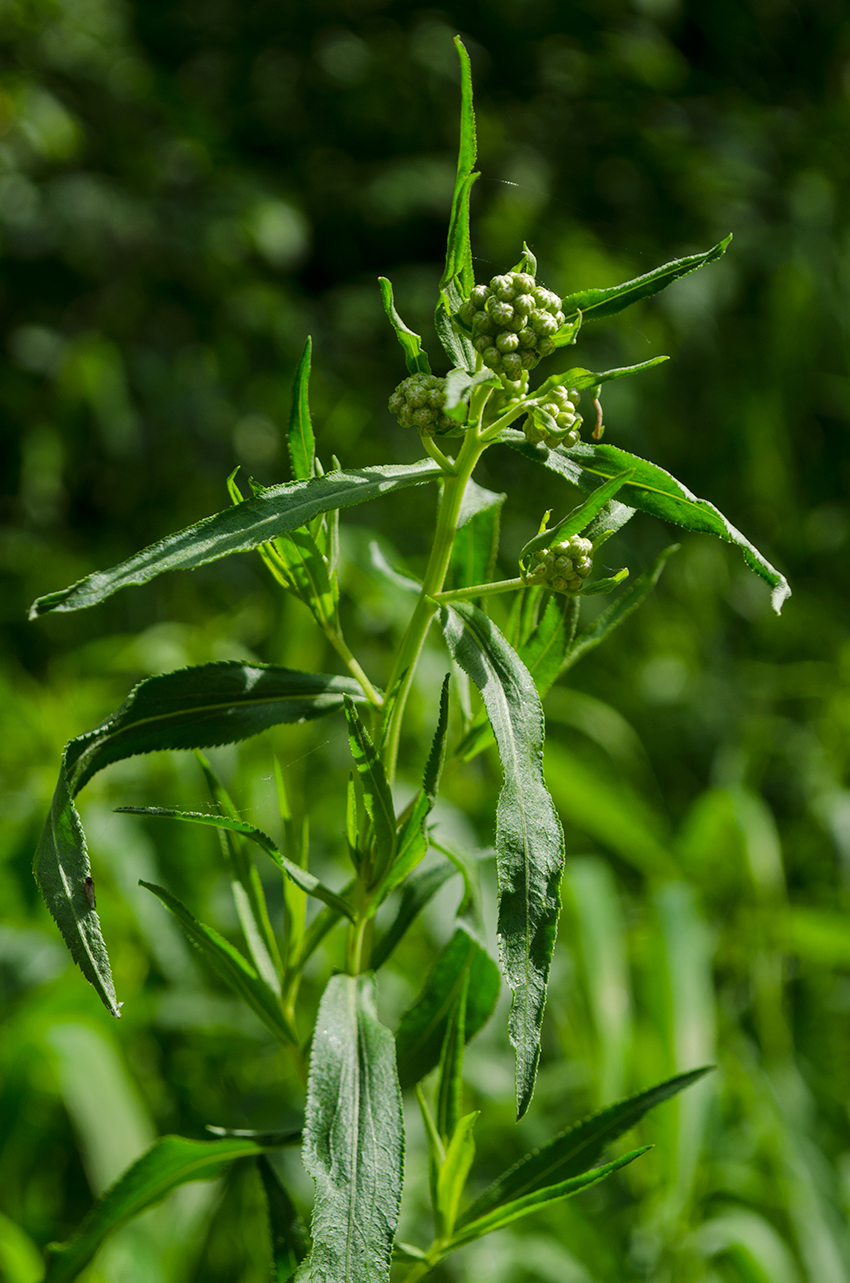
top-left (457, 260), bottom-right (566, 380)
top-left (388, 373), bottom-right (454, 437)
top-left (513, 272), bottom-right (536, 294)
top-left (496, 331), bottom-right (520, 353)
top-left (502, 352), bottom-right (523, 380)
top-left (469, 284), bottom-right (491, 307)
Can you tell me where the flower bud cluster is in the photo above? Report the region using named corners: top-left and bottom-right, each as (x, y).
top-left (457, 270), bottom-right (565, 380)
top-left (523, 534), bottom-right (593, 594)
top-left (524, 385), bottom-right (582, 449)
top-left (388, 373), bottom-right (452, 436)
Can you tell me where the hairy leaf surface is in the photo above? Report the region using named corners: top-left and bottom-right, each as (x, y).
top-left (303, 974), bottom-right (404, 1283)
top-left (441, 602), bottom-right (565, 1118)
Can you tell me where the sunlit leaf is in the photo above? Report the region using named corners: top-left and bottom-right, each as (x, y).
top-left (303, 974), bottom-right (404, 1283)
top-left (287, 336), bottom-right (315, 481)
top-left (30, 460), bottom-right (441, 617)
top-left (436, 1111), bottom-right (478, 1240)
top-left (379, 276), bottom-right (431, 374)
top-left (441, 602), bottom-right (564, 1118)
top-left (344, 697), bottom-right (396, 886)
top-left (560, 236), bottom-right (732, 321)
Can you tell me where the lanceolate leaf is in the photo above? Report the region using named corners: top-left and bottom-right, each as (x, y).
top-left (43, 1135), bottom-right (274, 1283)
top-left (344, 697), bottom-right (396, 885)
top-left (560, 235), bottom-right (732, 321)
top-left (30, 459), bottom-right (441, 617)
top-left (288, 337), bottom-right (316, 481)
top-left (303, 974), bottom-right (404, 1283)
top-left (460, 1066), bottom-right (712, 1226)
top-left (436, 37), bottom-right (479, 372)
top-left (34, 660), bottom-right (363, 1016)
top-left (449, 1148), bottom-right (649, 1249)
top-left (441, 602), bottom-right (564, 1119)
top-left (519, 470), bottom-right (633, 566)
top-left (258, 1156), bottom-right (308, 1282)
top-left (378, 277), bottom-right (431, 375)
top-left (504, 432), bottom-right (790, 612)
top-left (395, 924), bottom-right (500, 1089)
top-left (140, 881), bottom-right (294, 1043)
top-left (535, 356), bottom-right (668, 399)
top-left (119, 808), bottom-right (354, 920)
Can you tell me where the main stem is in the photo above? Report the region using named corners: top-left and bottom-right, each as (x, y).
top-left (381, 429), bottom-right (486, 785)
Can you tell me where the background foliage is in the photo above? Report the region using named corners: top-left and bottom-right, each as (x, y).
top-left (2, 1), bottom-right (849, 1280)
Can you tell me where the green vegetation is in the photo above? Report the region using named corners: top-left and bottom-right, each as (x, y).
top-left (2, 4), bottom-right (849, 1282)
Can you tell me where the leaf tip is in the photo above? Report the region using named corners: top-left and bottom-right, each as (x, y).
top-left (771, 577), bottom-right (791, 614)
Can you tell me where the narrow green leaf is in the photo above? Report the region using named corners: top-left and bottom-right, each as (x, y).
top-left (441, 602), bottom-right (564, 1118)
top-left (395, 924), bottom-right (500, 1089)
top-left (436, 1112), bottom-right (478, 1240)
top-left (344, 697), bottom-right (396, 885)
top-left (460, 1067), bottom-right (711, 1225)
top-left (443, 368), bottom-right (500, 422)
top-left (373, 791), bottom-right (430, 906)
top-left (205, 1127), bottom-right (301, 1147)
top-left (423, 673), bottom-right (451, 800)
top-left (33, 661), bottom-right (367, 1015)
top-left (288, 337), bottom-right (315, 481)
top-left (448, 480), bottom-right (506, 595)
top-left (435, 972), bottom-right (468, 1144)
top-left (560, 235), bottom-right (732, 321)
top-left (563, 544), bottom-right (678, 672)
top-left (43, 1134), bottom-right (273, 1283)
top-left (440, 37), bottom-right (478, 299)
top-left (535, 356), bottom-right (668, 398)
top-left (519, 470), bottom-right (634, 566)
top-left (121, 808), bottom-right (354, 921)
top-left (30, 460), bottom-right (441, 617)
top-left (450, 1148), bottom-right (650, 1248)
top-left (258, 1156), bottom-right (308, 1282)
top-left (378, 277), bottom-right (431, 375)
top-left (140, 881), bottom-right (294, 1043)
top-left (294, 877), bottom-right (356, 970)
top-left (303, 974), bottom-right (404, 1283)
top-left (520, 593), bottom-right (579, 698)
top-left (370, 859), bottom-right (458, 970)
top-left (504, 433), bottom-right (790, 611)
top-left (263, 526), bottom-right (337, 627)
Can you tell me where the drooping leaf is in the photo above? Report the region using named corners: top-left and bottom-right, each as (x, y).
top-left (258, 1155), bottom-right (308, 1282)
top-left (43, 1134), bottom-right (274, 1283)
top-left (30, 459), bottom-right (441, 617)
top-left (303, 974), bottom-right (404, 1283)
top-left (447, 479), bottom-right (506, 594)
top-left (370, 859), bottom-right (458, 970)
top-left (503, 433), bottom-right (790, 611)
top-left (460, 1066), bottom-right (711, 1225)
top-left (344, 697), bottom-right (396, 886)
top-left (449, 1148), bottom-right (650, 1249)
top-left (563, 544), bottom-right (678, 672)
top-left (378, 277), bottom-right (431, 375)
top-left (288, 337), bottom-right (315, 481)
top-left (441, 602), bottom-right (564, 1118)
top-left (395, 923), bottom-right (500, 1089)
top-left (33, 661), bottom-right (366, 1015)
top-left (560, 236), bottom-right (732, 321)
top-left (140, 881), bottom-right (295, 1043)
top-left (120, 808), bottom-right (354, 921)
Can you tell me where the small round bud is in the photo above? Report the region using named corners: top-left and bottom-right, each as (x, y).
top-left (483, 345), bottom-right (502, 368)
top-left (388, 373), bottom-right (454, 436)
top-left (502, 352), bottom-right (523, 380)
top-left (496, 331), bottom-right (520, 353)
top-left (513, 272), bottom-right (536, 294)
top-left (470, 284), bottom-right (491, 307)
top-left (457, 300), bottom-right (477, 326)
top-left (513, 293), bottom-right (535, 317)
top-left (491, 274), bottom-right (515, 301)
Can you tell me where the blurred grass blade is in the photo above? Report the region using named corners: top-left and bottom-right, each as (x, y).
top-left (560, 236), bottom-right (732, 321)
top-left (140, 881), bottom-right (295, 1044)
top-left (287, 336), bottom-right (315, 481)
top-left (441, 601), bottom-right (564, 1119)
top-left (303, 974), bottom-right (404, 1283)
top-left (447, 480), bottom-right (506, 595)
top-left (257, 1155), bottom-right (308, 1281)
top-left (0, 1211), bottom-right (42, 1283)
top-left (395, 923), bottom-right (500, 1089)
top-left (344, 696), bottom-right (397, 885)
top-left (121, 808), bottom-right (354, 921)
top-left (504, 432), bottom-right (790, 611)
top-left (30, 459), bottom-right (441, 617)
top-left (460, 1067), bottom-right (710, 1226)
top-left (370, 859), bottom-right (459, 970)
top-left (43, 1134), bottom-right (272, 1283)
top-left (205, 1127), bottom-right (301, 1147)
top-left (449, 1149), bottom-right (649, 1249)
top-left (34, 662), bottom-right (366, 1015)
top-left (378, 277), bottom-right (431, 374)
top-left (436, 1111), bottom-right (478, 1240)
top-left (563, 545), bottom-right (678, 672)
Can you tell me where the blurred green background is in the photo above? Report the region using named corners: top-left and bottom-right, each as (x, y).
top-left (2, 0), bottom-right (850, 1280)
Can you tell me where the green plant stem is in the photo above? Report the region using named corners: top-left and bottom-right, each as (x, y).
top-left (431, 577), bottom-right (523, 605)
top-left (422, 434), bottom-right (458, 474)
top-left (400, 1257), bottom-right (437, 1283)
top-left (323, 624), bottom-right (383, 708)
top-left (380, 428), bottom-right (487, 785)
